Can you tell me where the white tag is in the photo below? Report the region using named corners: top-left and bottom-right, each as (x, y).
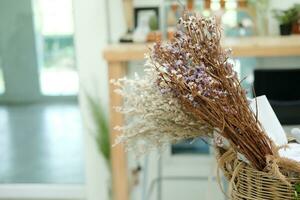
top-left (279, 143), bottom-right (300, 162)
top-left (249, 95), bottom-right (287, 146)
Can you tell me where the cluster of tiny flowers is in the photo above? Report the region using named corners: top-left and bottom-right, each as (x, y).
top-left (151, 13), bottom-right (235, 107)
top-left (112, 62), bottom-right (212, 155)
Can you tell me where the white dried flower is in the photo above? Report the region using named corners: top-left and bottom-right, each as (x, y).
top-left (112, 62), bottom-right (212, 155)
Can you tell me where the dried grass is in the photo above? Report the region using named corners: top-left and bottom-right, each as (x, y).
top-left (112, 64), bottom-right (212, 155)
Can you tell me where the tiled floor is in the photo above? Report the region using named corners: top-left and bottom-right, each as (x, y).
top-left (0, 102), bottom-right (85, 184)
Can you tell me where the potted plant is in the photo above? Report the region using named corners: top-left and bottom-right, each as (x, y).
top-left (292, 4), bottom-right (300, 34)
top-left (273, 7), bottom-right (299, 35)
top-left (84, 92), bottom-right (112, 200)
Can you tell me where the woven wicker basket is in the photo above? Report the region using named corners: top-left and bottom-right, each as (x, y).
top-left (217, 147), bottom-right (300, 200)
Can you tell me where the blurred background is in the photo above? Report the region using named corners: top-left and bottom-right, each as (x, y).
top-left (0, 0), bottom-right (300, 200)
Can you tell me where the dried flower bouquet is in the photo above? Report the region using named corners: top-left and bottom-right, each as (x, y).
top-left (114, 11), bottom-right (276, 170)
top-left (149, 12), bottom-right (277, 171)
top-left (113, 11), bottom-right (300, 183)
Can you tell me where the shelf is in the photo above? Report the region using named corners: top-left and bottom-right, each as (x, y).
top-left (103, 35), bottom-right (300, 62)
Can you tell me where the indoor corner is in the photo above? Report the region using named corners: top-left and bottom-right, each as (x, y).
top-left (0, 0), bottom-right (300, 200)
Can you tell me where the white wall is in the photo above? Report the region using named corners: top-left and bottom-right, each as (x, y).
top-left (73, 0), bottom-right (110, 200)
top-left (107, 0), bottom-right (126, 43)
top-left (134, 0), bottom-right (159, 7)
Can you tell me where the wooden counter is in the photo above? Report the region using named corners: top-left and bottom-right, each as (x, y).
top-left (103, 35), bottom-right (300, 200)
top-left (104, 35), bottom-right (300, 62)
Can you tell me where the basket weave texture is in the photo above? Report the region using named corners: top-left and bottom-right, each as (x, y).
top-left (217, 148), bottom-right (300, 200)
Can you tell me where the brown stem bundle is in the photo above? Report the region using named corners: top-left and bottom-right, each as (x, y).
top-left (150, 12), bottom-right (276, 170)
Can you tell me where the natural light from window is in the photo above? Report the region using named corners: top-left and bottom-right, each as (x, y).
top-left (0, 67), bottom-right (4, 94)
top-left (37, 0), bottom-right (78, 96)
top-left (0, 56), bottom-right (5, 94)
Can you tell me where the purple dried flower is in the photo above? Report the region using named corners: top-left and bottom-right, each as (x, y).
top-left (175, 60), bottom-right (183, 67)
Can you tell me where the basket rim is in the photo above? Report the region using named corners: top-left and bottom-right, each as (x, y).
top-left (216, 146), bottom-right (300, 181)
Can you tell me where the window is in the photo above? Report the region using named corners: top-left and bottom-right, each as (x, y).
top-left (36, 0), bottom-right (78, 96)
